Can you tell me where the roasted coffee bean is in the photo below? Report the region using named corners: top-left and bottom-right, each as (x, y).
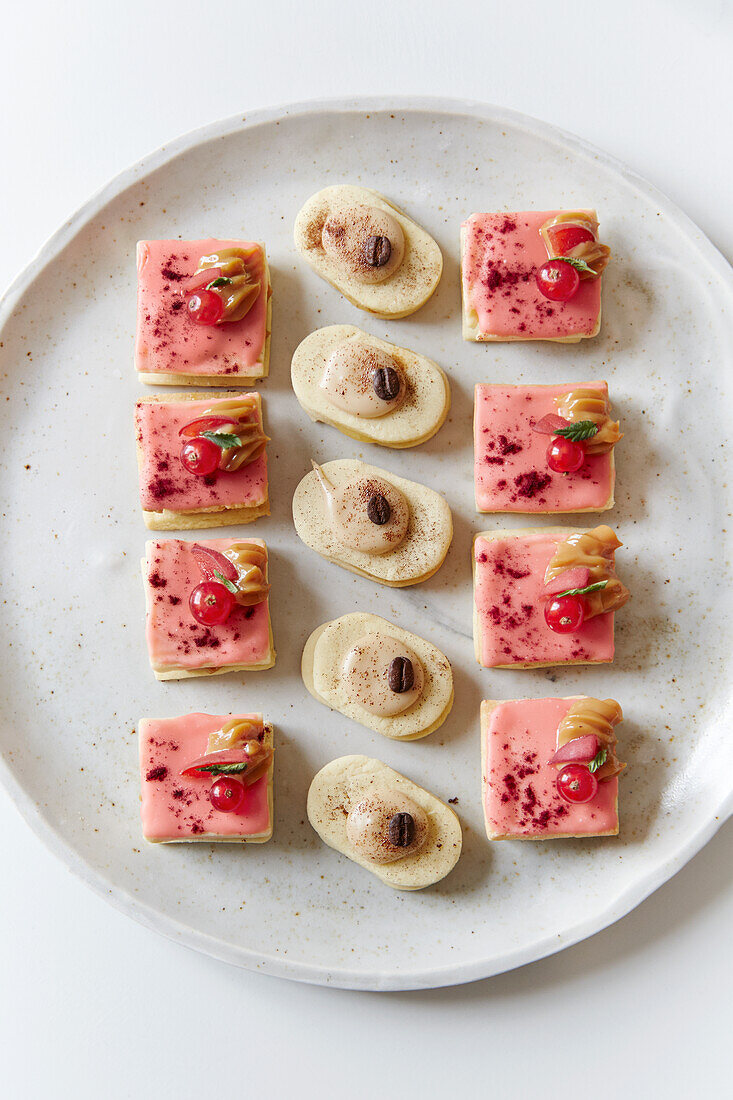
top-left (372, 365), bottom-right (401, 402)
top-left (388, 812), bottom-right (415, 848)
top-left (388, 656), bottom-right (414, 693)
top-left (364, 235), bottom-right (392, 267)
top-left (366, 493), bottom-right (391, 525)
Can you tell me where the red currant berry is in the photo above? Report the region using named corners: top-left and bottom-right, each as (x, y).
top-left (186, 288), bottom-right (224, 326)
top-left (547, 436), bottom-right (585, 474)
top-left (180, 437), bottom-right (221, 476)
top-left (189, 581), bottom-right (235, 626)
top-left (210, 776), bottom-right (246, 813)
top-left (544, 594), bottom-right (586, 634)
top-left (556, 764), bottom-right (598, 804)
top-left (536, 259), bottom-right (580, 302)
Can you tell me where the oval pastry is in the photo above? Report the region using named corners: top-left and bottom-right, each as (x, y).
top-left (292, 459), bottom-right (452, 586)
top-left (301, 612), bottom-right (454, 740)
top-left (291, 325), bottom-right (450, 448)
top-left (307, 755), bottom-right (462, 890)
top-left (294, 185), bottom-right (443, 318)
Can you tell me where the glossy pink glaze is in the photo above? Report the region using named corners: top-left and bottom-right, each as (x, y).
top-left (139, 713), bottom-right (271, 841)
top-left (135, 396), bottom-right (267, 513)
top-left (135, 239), bottom-right (268, 377)
top-left (462, 212), bottom-right (602, 339)
top-left (483, 698), bottom-right (618, 837)
top-left (474, 532), bottom-right (615, 667)
top-left (144, 538), bottom-right (271, 671)
top-left (474, 382), bottom-right (614, 512)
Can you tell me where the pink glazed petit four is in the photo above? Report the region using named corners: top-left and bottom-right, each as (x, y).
top-left (481, 696), bottom-right (624, 839)
top-left (135, 239), bottom-right (271, 384)
top-left (473, 525), bottom-right (629, 669)
top-left (140, 712), bottom-right (273, 843)
top-left (142, 538), bottom-right (275, 680)
top-left (135, 391), bottom-right (269, 529)
top-left (461, 211), bottom-right (609, 342)
top-left (474, 381), bottom-right (621, 513)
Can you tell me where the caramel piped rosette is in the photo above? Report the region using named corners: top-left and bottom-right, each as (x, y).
top-left (181, 716), bottom-right (273, 787)
top-left (208, 717), bottom-right (263, 752)
top-left (189, 247), bottom-right (262, 322)
top-left (223, 542), bottom-right (270, 606)
top-left (189, 541), bottom-right (270, 628)
top-left (545, 525), bottom-right (630, 620)
top-left (205, 397), bottom-right (268, 471)
top-left (556, 698), bottom-right (625, 781)
top-left (539, 212), bottom-right (611, 278)
top-left (555, 388), bottom-right (622, 455)
top-left (179, 394), bottom-right (268, 475)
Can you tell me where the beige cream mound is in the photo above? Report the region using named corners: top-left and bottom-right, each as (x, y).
top-left (292, 459), bottom-right (453, 586)
top-left (307, 755), bottom-right (462, 890)
top-left (302, 613), bottom-right (454, 740)
top-left (291, 325), bottom-right (450, 449)
top-left (294, 185), bottom-right (443, 318)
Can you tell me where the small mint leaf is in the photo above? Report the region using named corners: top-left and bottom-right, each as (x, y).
top-left (555, 256), bottom-right (597, 276)
top-left (213, 570), bottom-right (238, 595)
top-left (554, 420), bottom-right (599, 443)
top-left (206, 276), bottom-right (232, 289)
top-left (587, 748), bottom-right (608, 774)
top-left (557, 580), bottom-right (608, 599)
top-left (201, 431), bottom-right (243, 450)
top-left (195, 761), bottom-right (249, 776)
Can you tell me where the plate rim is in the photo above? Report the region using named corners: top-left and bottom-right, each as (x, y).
top-left (1, 94), bottom-right (732, 992)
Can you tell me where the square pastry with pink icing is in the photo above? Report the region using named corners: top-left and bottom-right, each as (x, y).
top-left (473, 525), bottom-right (630, 669)
top-left (135, 239), bottom-right (271, 384)
top-left (474, 381), bottom-right (621, 513)
top-left (461, 211), bottom-right (610, 342)
top-left (135, 391), bottom-right (269, 530)
top-left (140, 712), bottom-right (274, 843)
top-left (481, 696), bottom-right (624, 839)
top-left (142, 538), bottom-right (275, 680)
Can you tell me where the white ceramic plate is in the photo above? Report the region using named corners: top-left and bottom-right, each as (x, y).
top-left (1, 97), bottom-right (732, 991)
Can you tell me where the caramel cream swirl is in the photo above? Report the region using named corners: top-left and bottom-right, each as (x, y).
top-left (206, 717), bottom-right (272, 785)
top-left (346, 789), bottom-right (429, 864)
top-left (555, 388), bottom-right (622, 455)
top-left (557, 698), bottom-right (625, 781)
top-left (204, 396), bottom-right (269, 471)
top-left (545, 525), bottom-right (630, 619)
top-left (194, 246), bottom-right (261, 321)
top-left (539, 212), bottom-right (611, 278)
top-left (223, 542), bottom-right (270, 606)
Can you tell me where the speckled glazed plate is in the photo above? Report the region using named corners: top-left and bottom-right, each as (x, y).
top-left (1, 98), bottom-right (732, 991)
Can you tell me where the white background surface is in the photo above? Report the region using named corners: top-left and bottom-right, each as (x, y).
top-left (1, 1), bottom-right (731, 1096)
